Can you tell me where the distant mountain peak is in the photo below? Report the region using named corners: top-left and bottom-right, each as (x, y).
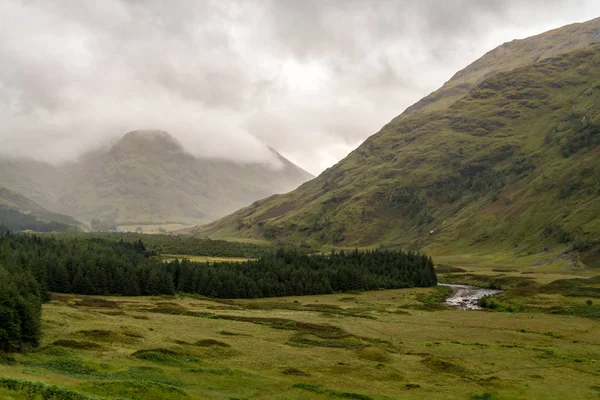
top-left (112, 130), bottom-right (184, 154)
top-left (123, 129), bottom-right (175, 140)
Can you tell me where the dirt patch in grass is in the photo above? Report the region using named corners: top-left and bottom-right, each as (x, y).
top-left (98, 310), bottom-right (126, 316)
top-left (147, 303), bottom-right (216, 318)
top-left (219, 330), bottom-right (250, 337)
top-left (149, 303), bottom-right (190, 315)
top-left (194, 339), bottom-right (230, 348)
top-left (77, 329), bottom-right (118, 339)
top-left (282, 367), bottom-right (310, 376)
top-left (73, 298), bottom-right (122, 309)
top-left (217, 315), bottom-right (350, 339)
top-left (304, 303), bottom-right (342, 310)
top-left (256, 201), bottom-right (297, 222)
top-left (288, 333), bottom-right (367, 350)
top-left (53, 340), bottom-right (105, 351)
top-left (187, 367), bottom-right (239, 376)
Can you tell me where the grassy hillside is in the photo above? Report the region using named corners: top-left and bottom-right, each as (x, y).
top-left (405, 17), bottom-right (600, 116)
top-left (190, 30), bottom-right (600, 264)
top-left (0, 186), bottom-right (85, 232)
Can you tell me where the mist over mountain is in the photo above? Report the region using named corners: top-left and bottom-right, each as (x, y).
top-left (2, 1), bottom-right (600, 174)
top-left (0, 130), bottom-right (312, 230)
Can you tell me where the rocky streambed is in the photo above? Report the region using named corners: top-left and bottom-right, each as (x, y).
top-left (439, 283), bottom-right (503, 310)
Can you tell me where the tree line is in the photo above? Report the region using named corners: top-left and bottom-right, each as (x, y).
top-left (0, 233), bottom-right (436, 351)
top-left (47, 232), bottom-right (307, 258)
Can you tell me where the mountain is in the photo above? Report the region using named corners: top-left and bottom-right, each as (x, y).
top-left (0, 186), bottom-right (85, 232)
top-left (187, 18), bottom-right (600, 259)
top-left (0, 130), bottom-right (312, 230)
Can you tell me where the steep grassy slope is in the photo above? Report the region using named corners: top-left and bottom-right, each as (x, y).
top-left (404, 17), bottom-right (600, 115)
top-left (0, 186), bottom-right (84, 231)
top-left (191, 43), bottom-right (600, 261)
top-left (0, 131), bottom-right (312, 228)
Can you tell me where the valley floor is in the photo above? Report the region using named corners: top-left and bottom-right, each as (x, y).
top-left (0, 279), bottom-right (598, 399)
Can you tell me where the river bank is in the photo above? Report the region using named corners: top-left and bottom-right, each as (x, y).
top-left (438, 283), bottom-right (503, 310)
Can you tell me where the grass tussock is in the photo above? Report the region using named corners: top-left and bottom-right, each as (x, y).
top-left (187, 367), bottom-right (240, 376)
top-left (282, 367), bottom-right (310, 376)
top-left (73, 298), bottom-right (122, 309)
top-left (216, 314), bottom-right (351, 338)
top-left (218, 330), bottom-right (249, 336)
top-left (194, 339), bottom-right (230, 348)
top-left (131, 348), bottom-right (198, 364)
top-left (421, 357), bottom-right (468, 375)
top-left (470, 392), bottom-right (499, 400)
top-left (77, 330), bottom-right (118, 339)
top-left (292, 383), bottom-right (374, 400)
top-left (288, 333), bottom-right (367, 350)
top-left (357, 347), bottom-right (392, 362)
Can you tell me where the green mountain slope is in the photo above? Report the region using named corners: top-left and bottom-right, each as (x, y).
top-left (0, 186), bottom-right (84, 232)
top-left (405, 17), bottom-right (600, 116)
top-left (0, 130), bottom-right (312, 228)
top-left (190, 23), bottom-right (600, 260)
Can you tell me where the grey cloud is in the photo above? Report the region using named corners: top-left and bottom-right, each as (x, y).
top-left (0, 0), bottom-right (599, 174)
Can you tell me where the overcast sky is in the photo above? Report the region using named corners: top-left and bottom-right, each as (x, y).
top-left (1, 0), bottom-right (600, 174)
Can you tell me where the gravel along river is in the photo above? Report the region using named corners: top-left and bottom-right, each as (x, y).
top-left (439, 283), bottom-right (503, 310)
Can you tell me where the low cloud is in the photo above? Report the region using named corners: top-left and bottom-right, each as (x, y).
top-left (1, 0), bottom-right (599, 173)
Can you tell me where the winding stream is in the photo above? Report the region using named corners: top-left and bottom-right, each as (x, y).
top-left (439, 283), bottom-right (503, 310)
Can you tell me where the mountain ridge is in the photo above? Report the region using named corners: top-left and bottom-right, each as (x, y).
top-left (185, 19), bottom-right (600, 263)
top-left (0, 130), bottom-right (313, 229)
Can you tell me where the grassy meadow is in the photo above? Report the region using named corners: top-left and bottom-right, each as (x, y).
top-left (0, 257), bottom-right (598, 400)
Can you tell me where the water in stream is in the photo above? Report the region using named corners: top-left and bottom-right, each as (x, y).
top-left (439, 283), bottom-right (503, 310)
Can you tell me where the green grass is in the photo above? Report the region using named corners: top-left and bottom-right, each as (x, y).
top-left (1, 273), bottom-right (599, 399)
